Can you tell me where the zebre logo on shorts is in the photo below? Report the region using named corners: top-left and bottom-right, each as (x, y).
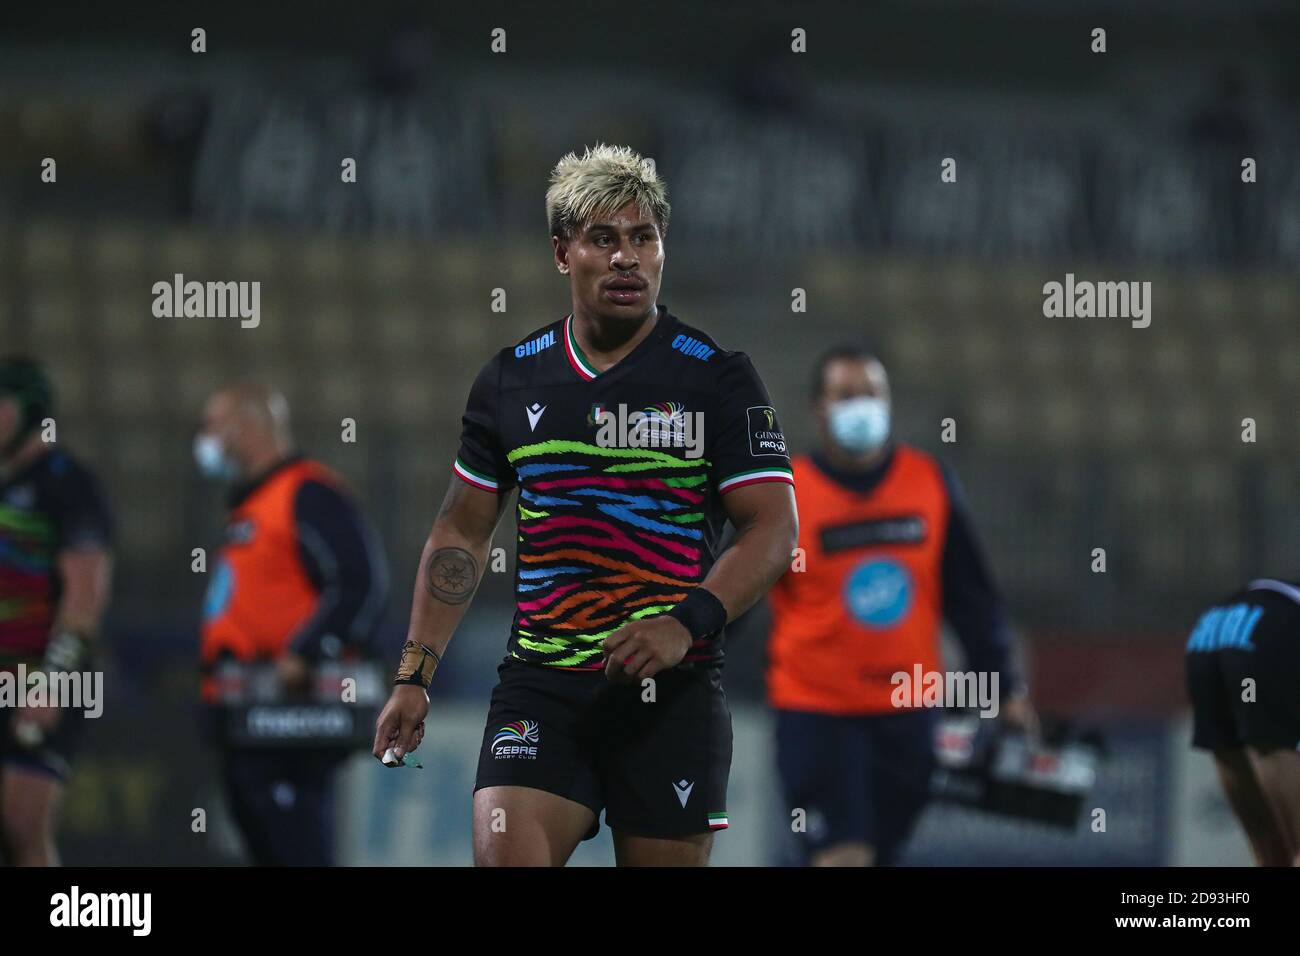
top-left (492, 720), bottom-right (540, 759)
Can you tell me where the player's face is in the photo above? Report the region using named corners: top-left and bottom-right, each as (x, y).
top-left (816, 357), bottom-right (890, 444)
top-left (554, 201), bottom-right (663, 322)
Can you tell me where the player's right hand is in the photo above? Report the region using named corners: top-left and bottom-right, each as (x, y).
top-left (372, 684), bottom-right (430, 765)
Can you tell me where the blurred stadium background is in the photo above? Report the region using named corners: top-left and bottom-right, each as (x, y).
top-left (2, 0), bottom-right (1298, 864)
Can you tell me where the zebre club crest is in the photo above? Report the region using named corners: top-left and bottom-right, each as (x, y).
top-left (492, 720), bottom-right (540, 759)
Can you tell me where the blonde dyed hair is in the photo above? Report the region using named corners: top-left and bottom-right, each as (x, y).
top-left (545, 143), bottom-right (670, 241)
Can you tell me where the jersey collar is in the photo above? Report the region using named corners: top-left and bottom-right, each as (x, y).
top-left (563, 306), bottom-right (673, 382)
top-left (563, 313), bottom-right (600, 380)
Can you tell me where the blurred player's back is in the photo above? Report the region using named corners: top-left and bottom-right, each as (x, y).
top-left (1186, 577), bottom-right (1300, 866)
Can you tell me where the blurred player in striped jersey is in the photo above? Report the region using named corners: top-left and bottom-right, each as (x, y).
top-left (373, 144), bottom-right (798, 866)
top-left (0, 358), bottom-right (113, 866)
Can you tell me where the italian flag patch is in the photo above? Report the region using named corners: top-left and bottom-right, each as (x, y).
top-left (708, 811), bottom-right (729, 830)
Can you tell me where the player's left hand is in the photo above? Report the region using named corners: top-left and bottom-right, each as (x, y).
top-left (602, 616), bottom-right (693, 683)
top-left (12, 702), bottom-right (62, 744)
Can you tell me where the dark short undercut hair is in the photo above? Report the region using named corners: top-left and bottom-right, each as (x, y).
top-left (810, 344), bottom-right (886, 401)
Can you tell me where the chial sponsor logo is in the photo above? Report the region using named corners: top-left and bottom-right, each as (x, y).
top-left (591, 402), bottom-right (704, 458)
top-left (670, 333), bottom-right (715, 361)
top-left (50, 886), bottom-right (151, 936)
top-left (492, 720), bottom-right (539, 759)
top-left (515, 329), bottom-right (557, 358)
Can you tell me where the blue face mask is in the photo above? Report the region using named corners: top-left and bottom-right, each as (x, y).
top-left (828, 396), bottom-right (890, 454)
top-left (193, 434), bottom-right (238, 481)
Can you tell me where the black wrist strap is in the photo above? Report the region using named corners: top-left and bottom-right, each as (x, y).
top-left (664, 588), bottom-right (728, 641)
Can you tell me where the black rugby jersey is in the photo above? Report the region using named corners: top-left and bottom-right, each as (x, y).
top-left (1186, 578), bottom-right (1300, 654)
top-left (453, 305), bottom-right (794, 669)
top-left (0, 448), bottom-right (113, 665)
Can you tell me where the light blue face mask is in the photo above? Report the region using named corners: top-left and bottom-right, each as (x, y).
top-left (828, 396), bottom-right (891, 454)
top-left (193, 433), bottom-right (238, 481)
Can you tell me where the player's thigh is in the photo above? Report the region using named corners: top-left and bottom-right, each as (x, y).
top-left (1212, 747), bottom-right (1290, 866)
top-left (473, 659), bottom-right (603, 863)
top-left (600, 667), bottom-right (732, 843)
top-left (810, 843), bottom-right (873, 867)
top-left (1235, 630), bottom-right (1300, 858)
top-left (612, 830), bottom-right (713, 867)
top-left (1246, 747), bottom-right (1300, 859)
top-left (0, 763), bottom-right (65, 845)
top-left (473, 785), bottom-right (597, 866)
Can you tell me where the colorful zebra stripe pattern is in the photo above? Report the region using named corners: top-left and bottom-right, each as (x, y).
top-left (0, 502), bottom-right (57, 658)
top-left (506, 438), bottom-right (711, 669)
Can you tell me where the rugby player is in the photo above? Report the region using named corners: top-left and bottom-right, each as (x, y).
top-left (766, 345), bottom-right (1034, 866)
top-left (373, 144), bottom-right (798, 866)
top-left (1186, 577), bottom-right (1300, 865)
top-left (0, 357), bottom-right (113, 866)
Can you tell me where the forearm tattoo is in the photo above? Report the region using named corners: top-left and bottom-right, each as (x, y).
top-left (425, 547), bottom-right (478, 604)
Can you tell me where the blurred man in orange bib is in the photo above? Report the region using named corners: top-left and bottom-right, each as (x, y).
top-left (767, 345), bottom-right (1034, 866)
top-left (196, 383), bottom-right (389, 866)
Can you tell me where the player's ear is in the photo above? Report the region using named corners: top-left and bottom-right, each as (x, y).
top-left (552, 234), bottom-right (569, 274)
